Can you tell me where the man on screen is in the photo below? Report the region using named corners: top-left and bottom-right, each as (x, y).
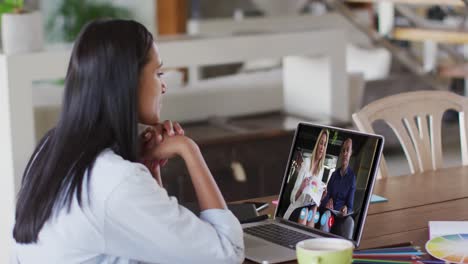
top-left (321, 138), bottom-right (356, 214)
top-left (319, 138), bottom-right (356, 239)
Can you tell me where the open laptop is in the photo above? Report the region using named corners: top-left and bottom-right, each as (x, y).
top-left (243, 122), bottom-right (384, 263)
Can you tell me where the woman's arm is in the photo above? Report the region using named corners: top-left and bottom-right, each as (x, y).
top-left (290, 159), bottom-right (309, 203)
top-left (140, 119), bottom-right (225, 211)
top-left (345, 175), bottom-right (356, 212)
top-left (139, 121), bottom-right (184, 186)
top-left (179, 138), bottom-right (226, 210)
top-left (104, 165), bottom-right (244, 264)
top-left (321, 171), bottom-right (335, 208)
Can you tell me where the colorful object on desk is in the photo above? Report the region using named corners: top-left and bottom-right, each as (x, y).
top-left (354, 247), bottom-right (425, 256)
top-left (354, 246), bottom-right (424, 256)
top-left (371, 194), bottom-right (388, 204)
top-left (353, 258), bottom-right (446, 264)
top-left (429, 221), bottom-right (468, 239)
top-left (425, 233), bottom-right (468, 263)
top-left (353, 245), bottom-right (436, 264)
top-left (272, 199), bottom-right (278, 205)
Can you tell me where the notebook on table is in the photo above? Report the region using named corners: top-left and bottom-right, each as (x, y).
top-left (370, 194), bottom-right (388, 204)
top-left (429, 221), bottom-right (468, 239)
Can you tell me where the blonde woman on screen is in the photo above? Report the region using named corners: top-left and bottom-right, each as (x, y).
top-left (283, 129), bottom-right (329, 227)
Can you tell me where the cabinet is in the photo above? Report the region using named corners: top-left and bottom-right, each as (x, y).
top-left (162, 134), bottom-right (294, 202)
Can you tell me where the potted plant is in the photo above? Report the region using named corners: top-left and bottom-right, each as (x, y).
top-left (1, 0), bottom-right (44, 54)
top-left (47, 0), bottom-right (132, 43)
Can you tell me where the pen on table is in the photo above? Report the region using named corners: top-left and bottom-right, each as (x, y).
top-left (354, 251), bottom-right (422, 256)
top-left (353, 255), bottom-right (421, 260)
top-left (354, 247), bottom-right (421, 255)
top-left (414, 260), bottom-right (447, 264)
top-left (354, 252), bottom-right (425, 256)
top-left (353, 259), bottom-right (412, 264)
top-left (354, 258), bottom-right (446, 264)
top-left (355, 246), bottom-right (420, 253)
top-left (363, 242), bottom-right (413, 249)
top-left (353, 259), bottom-right (445, 264)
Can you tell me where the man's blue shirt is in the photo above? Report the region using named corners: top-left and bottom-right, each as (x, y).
top-left (321, 166), bottom-right (356, 211)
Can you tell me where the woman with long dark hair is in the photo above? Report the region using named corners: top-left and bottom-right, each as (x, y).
top-left (12, 20), bottom-right (244, 263)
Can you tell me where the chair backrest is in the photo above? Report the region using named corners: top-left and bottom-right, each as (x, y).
top-left (352, 91), bottom-right (468, 179)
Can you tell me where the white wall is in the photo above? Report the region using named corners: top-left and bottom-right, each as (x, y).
top-left (0, 55), bottom-right (17, 264)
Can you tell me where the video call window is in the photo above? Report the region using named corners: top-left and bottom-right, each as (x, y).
top-left (277, 126), bottom-right (380, 240)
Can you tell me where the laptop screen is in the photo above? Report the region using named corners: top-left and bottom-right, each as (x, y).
top-left (275, 123), bottom-right (384, 244)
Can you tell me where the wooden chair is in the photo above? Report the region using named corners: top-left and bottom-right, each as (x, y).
top-left (352, 91), bottom-right (468, 178)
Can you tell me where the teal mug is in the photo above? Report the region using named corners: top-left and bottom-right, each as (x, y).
top-left (296, 238), bottom-right (354, 264)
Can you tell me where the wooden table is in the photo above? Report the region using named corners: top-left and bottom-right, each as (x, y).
top-left (242, 166), bottom-right (468, 263)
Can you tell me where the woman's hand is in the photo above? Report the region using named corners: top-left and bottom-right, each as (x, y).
top-left (326, 198), bottom-right (334, 210)
top-left (340, 205), bottom-right (348, 215)
top-left (140, 120), bottom-right (185, 181)
top-left (321, 188), bottom-right (328, 201)
top-left (294, 176), bottom-right (311, 201)
top-left (299, 177), bottom-right (311, 192)
top-left (150, 135), bottom-right (198, 161)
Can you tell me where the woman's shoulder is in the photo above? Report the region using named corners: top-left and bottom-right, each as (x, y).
top-left (89, 148), bottom-right (152, 195)
top-left (302, 157), bottom-right (312, 166)
top-left (94, 148), bottom-right (141, 172)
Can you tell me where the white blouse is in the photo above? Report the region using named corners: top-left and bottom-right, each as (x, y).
top-left (283, 157), bottom-right (325, 219)
top-left (12, 149), bottom-right (244, 264)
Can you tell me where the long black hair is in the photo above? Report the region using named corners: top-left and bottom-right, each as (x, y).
top-left (13, 19), bottom-right (154, 243)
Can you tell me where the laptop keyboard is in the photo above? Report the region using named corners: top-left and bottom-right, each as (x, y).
top-left (244, 224), bottom-right (314, 249)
